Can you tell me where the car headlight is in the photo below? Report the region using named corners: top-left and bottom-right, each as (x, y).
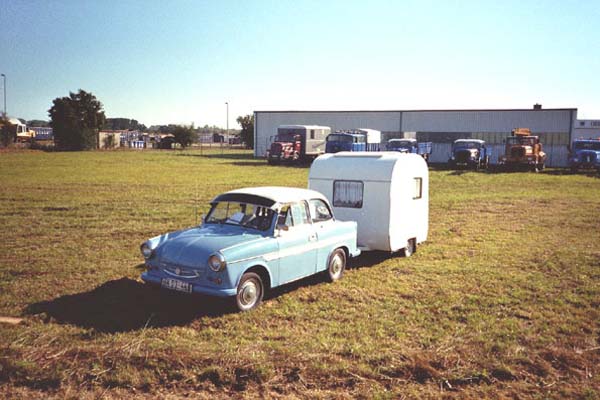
top-left (141, 242), bottom-right (154, 259)
top-left (573, 158), bottom-right (579, 162)
top-left (208, 252), bottom-right (227, 272)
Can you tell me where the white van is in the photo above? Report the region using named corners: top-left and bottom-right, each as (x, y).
top-left (308, 152), bottom-right (428, 256)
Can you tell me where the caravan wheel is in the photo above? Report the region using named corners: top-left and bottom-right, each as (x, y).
top-left (402, 239), bottom-right (416, 257)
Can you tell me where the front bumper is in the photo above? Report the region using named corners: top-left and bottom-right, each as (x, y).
top-left (141, 271), bottom-right (237, 297)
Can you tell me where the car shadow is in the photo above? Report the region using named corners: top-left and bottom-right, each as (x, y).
top-left (24, 277), bottom-right (233, 333)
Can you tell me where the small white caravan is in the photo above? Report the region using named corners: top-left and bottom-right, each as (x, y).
top-left (308, 152), bottom-right (428, 255)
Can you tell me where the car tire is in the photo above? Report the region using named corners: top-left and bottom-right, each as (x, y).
top-left (326, 248), bottom-right (346, 282)
top-left (235, 272), bottom-right (264, 312)
top-left (402, 239), bottom-right (416, 257)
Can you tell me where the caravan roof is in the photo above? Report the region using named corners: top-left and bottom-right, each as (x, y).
top-left (309, 152), bottom-right (424, 182)
top-left (279, 125), bottom-right (330, 130)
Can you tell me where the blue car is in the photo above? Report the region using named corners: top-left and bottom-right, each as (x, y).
top-left (141, 187), bottom-right (360, 311)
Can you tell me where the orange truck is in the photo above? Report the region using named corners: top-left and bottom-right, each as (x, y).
top-left (498, 128), bottom-right (547, 172)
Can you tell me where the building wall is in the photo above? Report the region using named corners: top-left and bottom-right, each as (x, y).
top-left (572, 120), bottom-right (600, 141)
top-left (254, 109), bottom-right (577, 167)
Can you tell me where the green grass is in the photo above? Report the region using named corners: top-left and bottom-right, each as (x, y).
top-left (0, 149), bottom-right (599, 399)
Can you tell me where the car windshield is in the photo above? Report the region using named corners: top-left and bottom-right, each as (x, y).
top-left (507, 137), bottom-right (535, 146)
top-left (454, 141), bottom-right (481, 150)
top-left (388, 140), bottom-right (414, 148)
top-left (327, 134), bottom-right (353, 143)
top-left (275, 133), bottom-right (296, 142)
top-left (574, 141), bottom-right (600, 150)
top-left (205, 202), bottom-right (275, 231)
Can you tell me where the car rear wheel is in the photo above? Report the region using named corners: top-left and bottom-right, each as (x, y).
top-left (326, 248), bottom-right (346, 282)
top-left (235, 272), bottom-right (263, 312)
top-left (402, 239), bottom-right (416, 257)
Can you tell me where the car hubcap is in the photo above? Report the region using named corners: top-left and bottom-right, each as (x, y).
top-left (331, 254), bottom-right (343, 277)
top-left (240, 281), bottom-right (258, 306)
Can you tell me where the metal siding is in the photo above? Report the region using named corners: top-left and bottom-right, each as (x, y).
top-left (402, 110), bottom-right (573, 133)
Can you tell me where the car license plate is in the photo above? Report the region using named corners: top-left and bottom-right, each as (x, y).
top-left (161, 278), bottom-right (192, 293)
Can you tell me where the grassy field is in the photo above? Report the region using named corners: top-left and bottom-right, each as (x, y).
top-left (0, 148), bottom-right (599, 399)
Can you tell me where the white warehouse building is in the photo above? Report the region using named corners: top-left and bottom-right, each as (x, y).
top-left (253, 106), bottom-right (580, 167)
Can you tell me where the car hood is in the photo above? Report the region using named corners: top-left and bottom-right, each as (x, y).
top-left (575, 149), bottom-right (600, 157)
top-left (153, 225), bottom-right (266, 269)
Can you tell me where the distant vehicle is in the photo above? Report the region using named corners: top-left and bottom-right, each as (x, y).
top-left (498, 128), bottom-right (546, 172)
top-left (140, 187), bottom-right (360, 311)
top-left (386, 138), bottom-right (432, 162)
top-left (448, 139), bottom-right (491, 170)
top-left (267, 125), bottom-right (330, 164)
top-left (0, 118), bottom-right (36, 143)
top-left (309, 152), bottom-right (428, 256)
top-left (568, 138), bottom-right (600, 172)
top-left (325, 129), bottom-right (381, 153)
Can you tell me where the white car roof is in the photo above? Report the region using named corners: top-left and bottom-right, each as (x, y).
top-left (454, 139), bottom-right (485, 144)
top-left (217, 186), bottom-right (328, 207)
top-left (389, 138), bottom-right (416, 142)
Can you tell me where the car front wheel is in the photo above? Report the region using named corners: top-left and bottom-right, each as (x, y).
top-left (326, 248), bottom-right (346, 282)
top-left (235, 272), bottom-right (264, 312)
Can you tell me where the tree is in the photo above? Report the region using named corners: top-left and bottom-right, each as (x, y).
top-left (0, 113), bottom-right (14, 147)
top-left (172, 124), bottom-right (197, 149)
top-left (48, 89), bottom-right (106, 150)
top-left (236, 115), bottom-right (254, 149)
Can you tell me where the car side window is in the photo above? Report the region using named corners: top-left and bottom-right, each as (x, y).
top-left (277, 205), bottom-right (293, 227)
top-left (291, 201), bottom-right (310, 225)
top-left (309, 199), bottom-right (333, 222)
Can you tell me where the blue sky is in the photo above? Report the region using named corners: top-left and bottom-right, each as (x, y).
top-left (1, 0), bottom-right (599, 127)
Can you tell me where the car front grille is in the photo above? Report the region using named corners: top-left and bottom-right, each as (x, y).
top-left (163, 265), bottom-right (201, 279)
top-left (510, 147), bottom-right (526, 158)
top-left (455, 150), bottom-right (471, 163)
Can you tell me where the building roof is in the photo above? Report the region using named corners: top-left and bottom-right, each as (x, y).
top-left (255, 107), bottom-right (577, 114)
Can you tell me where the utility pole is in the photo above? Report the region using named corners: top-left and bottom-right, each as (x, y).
top-left (1, 74), bottom-right (6, 115)
top-left (224, 101), bottom-right (229, 154)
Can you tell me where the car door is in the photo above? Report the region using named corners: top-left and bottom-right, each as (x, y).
top-left (276, 201), bottom-right (318, 285)
top-left (308, 198), bottom-right (337, 269)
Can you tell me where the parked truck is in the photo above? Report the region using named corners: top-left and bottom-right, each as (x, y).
top-left (387, 138), bottom-right (433, 162)
top-left (568, 138), bottom-right (600, 173)
top-left (0, 117), bottom-right (35, 144)
top-left (448, 139), bottom-right (491, 170)
top-left (498, 128), bottom-right (546, 172)
top-left (325, 128), bottom-right (381, 153)
top-left (267, 125), bottom-right (330, 164)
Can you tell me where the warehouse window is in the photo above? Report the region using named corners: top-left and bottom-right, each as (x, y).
top-left (413, 178), bottom-right (422, 200)
top-left (333, 180), bottom-right (363, 208)
top-left (580, 121), bottom-right (586, 127)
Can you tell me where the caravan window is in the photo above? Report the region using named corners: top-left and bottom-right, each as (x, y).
top-left (413, 178), bottom-right (423, 200)
top-left (310, 130), bottom-right (315, 139)
top-left (333, 180), bottom-right (363, 208)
